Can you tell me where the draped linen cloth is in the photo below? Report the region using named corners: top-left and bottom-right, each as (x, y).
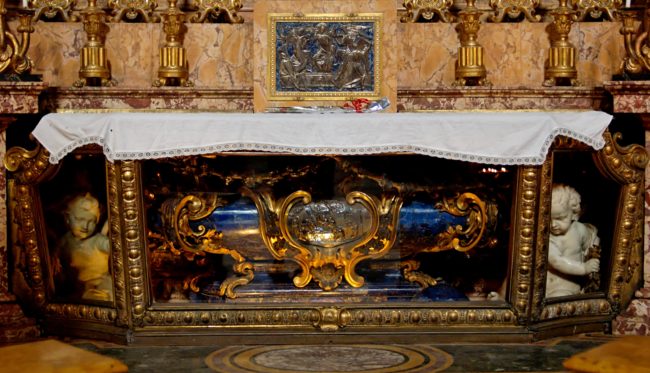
top-left (32, 111), bottom-right (612, 165)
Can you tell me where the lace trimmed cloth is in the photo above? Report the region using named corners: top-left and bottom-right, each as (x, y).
top-left (32, 111), bottom-right (612, 165)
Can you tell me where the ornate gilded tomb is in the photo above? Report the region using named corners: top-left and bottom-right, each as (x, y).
top-left (0, 0), bottom-right (649, 344)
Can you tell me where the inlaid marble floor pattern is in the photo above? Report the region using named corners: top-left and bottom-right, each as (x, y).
top-left (71, 334), bottom-right (613, 372)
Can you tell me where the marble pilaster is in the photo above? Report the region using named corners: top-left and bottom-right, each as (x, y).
top-left (0, 81), bottom-right (48, 342)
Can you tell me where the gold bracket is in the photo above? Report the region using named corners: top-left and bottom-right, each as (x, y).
top-left (572, 0), bottom-right (621, 21)
top-left (31, 0), bottom-right (78, 22)
top-left (543, 0), bottom-right (580, 87)
top-left (73, 0), bottom-right (115, 87)
top-left (488, 0), bottom-right (542, 22)
top-left (0, 1), bottom-right (35, 76)
top-left (189, 0), bottom-right (243, 23)
top-left (454, 0), bottom-right (491, 86)
top-left (401, 0), bottom-right (455, 23)
top-left (108, 0), bottom-right (159, 23)
top-left (621, 3), bottom-right (650, 75)
top-left (244, 188), bottom-right (402, 291)
top-left (153, 0), bottom-right (192, 87)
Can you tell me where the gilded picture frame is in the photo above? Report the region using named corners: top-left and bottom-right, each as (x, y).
top-left (268, 13), bottom-right (383, 101)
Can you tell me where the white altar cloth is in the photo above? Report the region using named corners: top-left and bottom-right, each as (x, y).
top-left (32, 111), bottom-right (612, 165)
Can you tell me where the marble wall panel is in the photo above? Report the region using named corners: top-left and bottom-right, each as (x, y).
top-left (397, 23), bottom-right (457, 88)
top-left (574, 22), bottom-right (625, 86)
top-left (25, 18), bottom-right (629, 92)
top-left (185, 24), bottom-right (253, 89)
top-left (29, 22), bottom-right (83, 87)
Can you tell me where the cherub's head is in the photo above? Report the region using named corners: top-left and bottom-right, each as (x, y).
top-left (550, 184), bottom-right (581, 236)
top-left (65, 193), bottom-right (101, 239)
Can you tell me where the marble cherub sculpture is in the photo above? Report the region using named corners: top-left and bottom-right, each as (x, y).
top-left (546, 184), bottom-right (600, 298)
top-left (55, 193), bottom-right (113, 302)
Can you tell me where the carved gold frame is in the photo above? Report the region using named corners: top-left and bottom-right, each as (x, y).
top-left (267, 13), bottom-right (383, 101)
top-left (3, 128), bottom-right (645, 341)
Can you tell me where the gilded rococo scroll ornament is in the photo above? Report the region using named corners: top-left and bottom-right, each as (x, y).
top-left (401, 0), bottom-right (454, 23)
top-left (268, 13), bottom-right (382, 101)
top-left (488, 0), bottom-right (541, 22)
top-left (543, 0), bottom-right (579, 86)
top-left (621, 1), bottom-right (650, 75)
top-left (0, 0), bottom-right (34, 76)
top-left (401, 193), bottom-right (489, 289)
top-left (454, 0), bottom-right (490, 86)
top-left (31, 0), bottom-right (77, 22)
top-left (244, 188), bottom-right (401, 291)
top-left (572, 0), bottom-right (621, 21)
top-left (158, 193), bottom-right (253, 298)
top-left (154, 0), bottom-right (192, 87)
top-left (74, 0), bottom-right (115, 87)
top-left (189, 0), bottom-right (243, 23)
top-left (108, 0), bottom-right (159, 23)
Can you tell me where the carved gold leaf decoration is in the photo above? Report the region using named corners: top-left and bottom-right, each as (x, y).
top-left (488, 0), bottom-right (541, 22)
top-left (189, 0), bottom-right (243, 23)
top-left (31, 0), bottom-right (78, 22)
top-left (401, 0), bottom-right (454, 23)
top-left (170, 193), bottom-right (254, 298)
top-left (108, 0), bottom-right (159, 23)
top-left (572, 0), bottom-right (620, 21)
top-left (244, 188), bottom-right (402, 291)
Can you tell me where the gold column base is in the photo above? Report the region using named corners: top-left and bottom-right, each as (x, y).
top-left (74, 45), bottom-right (115, 87)
top-left (454, 45), bottom-right (490, 86)
top-left (543, 46), bottom-right (579, 87)
top-left (153, 46), bottom-right (193, 87)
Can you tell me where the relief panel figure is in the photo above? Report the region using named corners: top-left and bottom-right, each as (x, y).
top-left (546, 184), bottom-right (600, 298)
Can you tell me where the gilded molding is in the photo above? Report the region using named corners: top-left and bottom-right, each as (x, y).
top-left (401, 259), bottom-right (439, 288)
top-left (540, 298), bottom-right (612, 320)
top-left (621, 10), bottom-right (650, 75)
top-left (108, 0), bottom-right (159, 23)
top-left (45, 303), bottom-right (119, 323)
top-left (189, 0), bottom-right (243, 23)
top-left (594, 131), bottom-right (647, 310)
top-left (141, 307), bottom-right (517, 328)
top-left (509, 166), bottom-right (540, 322)
top-left (9, 181), bottom-right (46, 308)
top-left (488, 0), bottom-right (541, 23)
top-left (31, 0), bottom-right (78, 22)
top-left (119, 161), bottom-right (147, 325)
top-left (107, 161), bottom-right (129, 326)
top-left (531, 156), bottom-right (553, 321)
top-left (401, 0), bottom-right (454, 23)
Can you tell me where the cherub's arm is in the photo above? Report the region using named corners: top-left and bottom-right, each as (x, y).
top-left (548, 240), bottom-right (597, 276)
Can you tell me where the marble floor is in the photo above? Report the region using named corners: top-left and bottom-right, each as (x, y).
top-left (62, 334), bottom-right (614, 372)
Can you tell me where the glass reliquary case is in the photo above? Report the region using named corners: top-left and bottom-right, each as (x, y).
top-left (5, 129), bottom-right (646, 344)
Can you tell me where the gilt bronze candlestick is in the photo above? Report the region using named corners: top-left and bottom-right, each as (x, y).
top-left (154, 0), bottom-right (192, 87)
top-left (74, 0), bottom-right (114, 87)
top-left (454, 0), bottom-right (490, 86)
top-left (543, 0), bottom-right (579, 86)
